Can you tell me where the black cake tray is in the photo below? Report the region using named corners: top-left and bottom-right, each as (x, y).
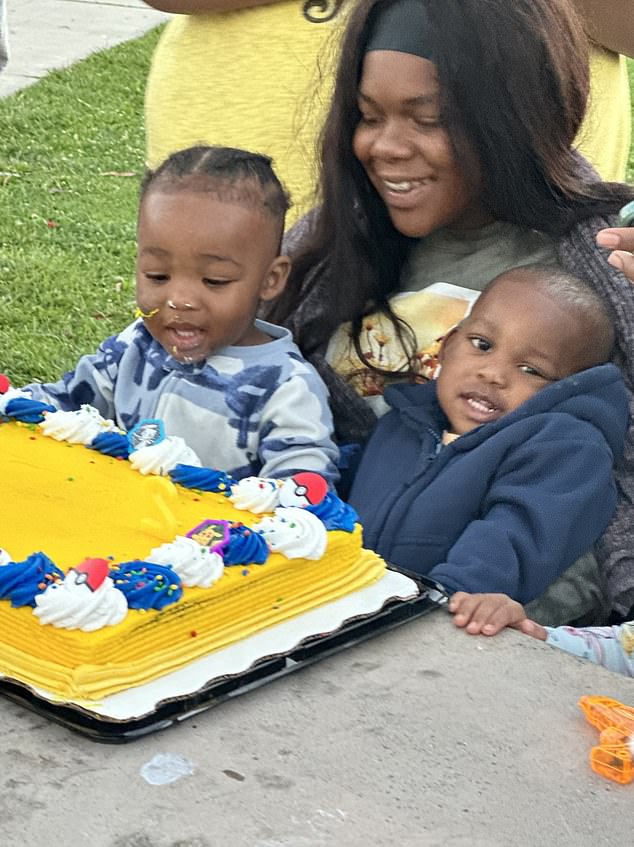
top-left (0, 568), bottom-right (446, 742)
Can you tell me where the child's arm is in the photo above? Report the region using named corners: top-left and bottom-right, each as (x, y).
top-left (257, 369), bottom-right (340, 485)
top-left (449, 591), bottom-right (634, 677)
top-left (542, 623), bottom-right (634, 677)
top-left (428, 413), bottom-right (625, 604)
top-left (448, 591), bottom-right (548, 638)
top-left (17, 326), bottom-right (136, 421)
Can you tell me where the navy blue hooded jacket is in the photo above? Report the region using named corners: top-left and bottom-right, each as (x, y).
top-left (349, 364), bottom-right (629, 603)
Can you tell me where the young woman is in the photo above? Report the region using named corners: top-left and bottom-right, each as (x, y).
top-left (141, 0), bottom-right (633, 224)
top-left (266, 0), bottom-right (634, 624)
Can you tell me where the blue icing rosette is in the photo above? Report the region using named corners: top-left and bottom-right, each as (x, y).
top-left (223, 523), bottom-right (269, 566)
top-left (169, 463), bottom-right (234, 494)
top-left (90, 430), bottom-right (130, 458)
top-left (109, 561), bottom-right (182, 610)
top-left (0, 552), bottom-right (64, 607)
top-left (4, 397), bottom-right (56, 423)
top-left (306, 492), bottom-right (359, 533)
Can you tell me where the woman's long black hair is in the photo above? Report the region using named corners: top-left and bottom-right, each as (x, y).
top-left (269, 0), bottom-right (634, 365)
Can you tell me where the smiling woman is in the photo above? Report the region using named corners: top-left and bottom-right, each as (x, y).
top-left (264, 0), bottom-right (634, 623)
top-left (352, 50), bottom-right (490, 238)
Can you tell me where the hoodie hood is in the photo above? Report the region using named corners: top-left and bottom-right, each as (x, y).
top-left (385, 363), bottom-right (629, 460)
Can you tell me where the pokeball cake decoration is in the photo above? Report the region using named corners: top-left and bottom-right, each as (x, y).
top-left (33, 557), bottom-right (128, 631)
top-left (279, 472), bottom-right (328, 509)
top-left (72, 557), bottom-right (110, 591)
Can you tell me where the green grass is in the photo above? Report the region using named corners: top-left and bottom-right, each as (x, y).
top-left (625, 59), bottom-right (634, 184)
top-left (0, 27), bottom-right (163, 384)
top-left (0, 37), bottom-right (633, 385)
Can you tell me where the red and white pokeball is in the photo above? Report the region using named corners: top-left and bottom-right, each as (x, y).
top-left (279, 472), bottom-right (328, 509)
top-left (71, 558), bottom-right (110, 591)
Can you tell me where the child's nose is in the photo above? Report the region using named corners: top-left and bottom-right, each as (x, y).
top-left (165, 279), bottom-right (200, 311)
top-left (477, 357), bottom-right (508, 387)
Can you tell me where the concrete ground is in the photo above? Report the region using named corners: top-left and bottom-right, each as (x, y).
top-left (1, 610), bottom-right (633, 846)
top-left (1, 3), bottom-right (634, 844)
top-left (0, 0), bottom-right (169, 97)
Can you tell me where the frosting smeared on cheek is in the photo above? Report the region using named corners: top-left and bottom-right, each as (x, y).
top-left (134, 306), bottom-right (160, 320)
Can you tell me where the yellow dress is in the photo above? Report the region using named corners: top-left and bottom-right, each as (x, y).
top-left (579, 46), bottom-right (631, 181)
top-left (145, 2), bottom-right (347, 223)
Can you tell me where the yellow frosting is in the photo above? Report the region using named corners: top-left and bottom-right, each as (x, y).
top-left (0, 420), bottom-right (385, 701)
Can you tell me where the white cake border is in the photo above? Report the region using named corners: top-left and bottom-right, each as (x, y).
top-left (3, 570), bottom-right (420, 721)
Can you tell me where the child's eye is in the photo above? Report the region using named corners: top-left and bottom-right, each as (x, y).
top-left (203, 278), bottom-right (232, 287)
top-left (469, 336), bottom-right (490, 351)
top-left (519, 364), bottom-right (546, 378)
top-left (144, 273), bottom-right (168, 282)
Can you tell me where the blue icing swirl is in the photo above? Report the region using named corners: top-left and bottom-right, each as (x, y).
top-left (4, 397), bottom-right (56, 423)
top-left (306, 492), bottom-right (359, 532)
top-left (223, 524), bottom-right (269, 566)
top-left (169, 463), bottom-right (234, 494)
top-left (90, 430), bottom-right (130, 458)
top-left (0, 552), bottom-right (64, 607)
top-left (109, 561), bottom-right (182, 610)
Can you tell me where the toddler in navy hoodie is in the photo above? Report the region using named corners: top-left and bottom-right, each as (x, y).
top-left (349, 265), bottom-right (628, 614)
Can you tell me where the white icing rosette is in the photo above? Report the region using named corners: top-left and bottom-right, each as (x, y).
top-left (39, 404), bottom-right (121, 445)
top-left (129, 436), bottom-right (202, 476)
top-left (34, 570), bottom-right (128, 632)
top-left (254, 506), bottom-right (327, 560)
top-left (147, 536), bottom-right (224, 588)
top-left (0, 386), bottom-right (31, 415)
top-left (229, 476), bottom-right (281, 514)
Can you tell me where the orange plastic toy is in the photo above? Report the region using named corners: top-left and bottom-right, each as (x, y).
top-left (579, 695), bottom-right (634, 784)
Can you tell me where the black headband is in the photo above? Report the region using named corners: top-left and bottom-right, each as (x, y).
top-left (364, 0), bottom-right (433, 61)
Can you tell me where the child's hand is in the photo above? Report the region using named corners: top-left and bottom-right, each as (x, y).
top-left (448, 591), bottom-right (531, 636)
top-left (513, 617), bottom-right (548, 641)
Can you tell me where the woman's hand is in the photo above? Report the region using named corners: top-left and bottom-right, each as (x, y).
top-left (448, 591), bottom-right (547, 639)
top-left (596, 228), bottom-right (634, 281)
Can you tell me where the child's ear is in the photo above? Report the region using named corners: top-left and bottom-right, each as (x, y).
top-left (260, 256), bottom-right (291, 302)
top-left (438, 324), bottom-right (460, 363)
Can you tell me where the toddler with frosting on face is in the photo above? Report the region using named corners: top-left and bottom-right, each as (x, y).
top-left (6, 146), bottom-right (339, 484)
top-left (349, 264), bottom-right (628, 620)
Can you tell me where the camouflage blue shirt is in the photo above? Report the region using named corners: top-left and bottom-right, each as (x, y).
top-left (23, 319), bottom-right (339, 483)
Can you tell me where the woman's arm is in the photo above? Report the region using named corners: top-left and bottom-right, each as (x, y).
top-left (143, 0), bottom-right (278, 13)
top-left (572, 0), bottom-right (634, 57)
